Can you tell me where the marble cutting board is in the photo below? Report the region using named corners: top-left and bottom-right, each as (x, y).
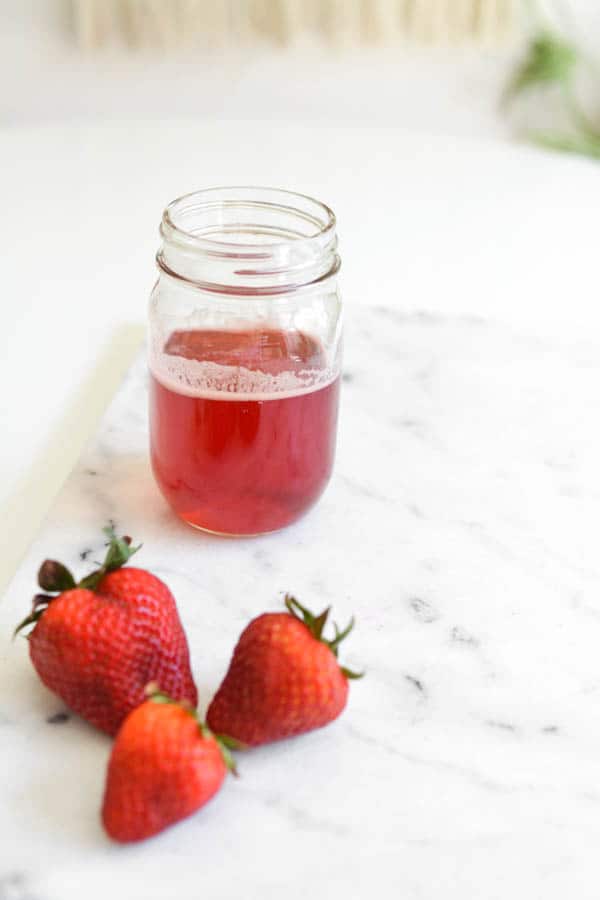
top-left (2, 303), bottom-right (599, 900)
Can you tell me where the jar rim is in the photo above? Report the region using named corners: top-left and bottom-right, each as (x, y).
top-left (161, 185), bottom-right (336, 258)
top-left (158, 186), bottom-right (339, 294)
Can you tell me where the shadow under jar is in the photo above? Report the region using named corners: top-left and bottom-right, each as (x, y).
top-left (148, 187), bottom-right (343, 537)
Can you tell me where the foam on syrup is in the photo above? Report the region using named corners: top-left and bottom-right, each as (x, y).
top-left (149, 328), bottom-right (338, 402)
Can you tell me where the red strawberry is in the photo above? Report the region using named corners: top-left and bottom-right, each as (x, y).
top-left (102, 689), bottom-right (234, 843)
top-left (206, 595), bottom-right (362, 747)
top-left (15, 528), bottom-right (197, 735)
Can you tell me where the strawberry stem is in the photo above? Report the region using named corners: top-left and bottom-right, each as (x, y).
top-left (214, 736), bottom-right (240, 777)
top-left (285, 594), bottom-right (331, 639)
top-left (14, 525), bottom-right (141, 638)
top-left (284, 593), bottom-right (364, 679)
top-left (78, 526), bottom-right (141, 590)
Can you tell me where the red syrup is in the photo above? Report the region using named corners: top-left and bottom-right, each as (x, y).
top-left (149, 328), bottom-right (340, 535)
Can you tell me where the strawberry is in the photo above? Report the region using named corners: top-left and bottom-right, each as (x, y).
top-left (102, 688), bottom-right (235, 843)
top-left (15, 528), bottom-right (197, 735)
top-left (206, 595), bottom-right (362, 747)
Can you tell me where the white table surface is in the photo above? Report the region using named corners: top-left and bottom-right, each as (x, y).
top-left (2, 119), bottom-right (600, 596)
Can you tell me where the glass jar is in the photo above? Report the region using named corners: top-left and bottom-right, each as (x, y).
top-left (148, 186), bottom-right (343, 536)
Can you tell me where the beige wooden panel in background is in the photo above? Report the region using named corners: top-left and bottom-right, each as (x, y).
top-left (71, 0), bottom-right (518, 49)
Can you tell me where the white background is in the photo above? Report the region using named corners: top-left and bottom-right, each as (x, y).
top-left (1, 0), bottom-right (600, 589)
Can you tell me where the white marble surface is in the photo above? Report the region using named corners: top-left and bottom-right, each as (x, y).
top-left (2, 303), bottom-right (600, 898)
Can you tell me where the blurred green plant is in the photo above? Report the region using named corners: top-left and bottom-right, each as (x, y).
top-left (505, 29), bottom-right (600, 160)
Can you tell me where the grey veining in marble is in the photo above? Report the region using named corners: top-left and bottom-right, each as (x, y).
top-left (2, 305), bottom-right (600, 899)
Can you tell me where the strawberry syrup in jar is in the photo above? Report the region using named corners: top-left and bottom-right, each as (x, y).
top-left (149, 188), bottom-right (342, 536)
top-left (150, 328), bottom-right (340, 534)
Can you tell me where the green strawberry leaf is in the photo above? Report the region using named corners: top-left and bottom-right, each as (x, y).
top-left (102, 526), bottom-right (142, 572)
top-left (284, 593), bottom-right (364, 679)
top-left (13, 604), bottom-right (47, 639)
top-left (340, 666), bottom-right (365, 680)
top-left (214, 737), bottom-right (239, 777)
top-left (329, 617), bottom-right (355, 657)
top-left (218, 733), bottom-right (247, 751)
top-left (146, 685), bottom-right (240, 776)
top-left (78, 525), bottom-right (142, 590)
top-left (15, 526), bottom-right (142, 638)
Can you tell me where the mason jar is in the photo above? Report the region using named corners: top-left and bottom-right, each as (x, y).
top-left (148, 186), bottom-right (343, 537)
